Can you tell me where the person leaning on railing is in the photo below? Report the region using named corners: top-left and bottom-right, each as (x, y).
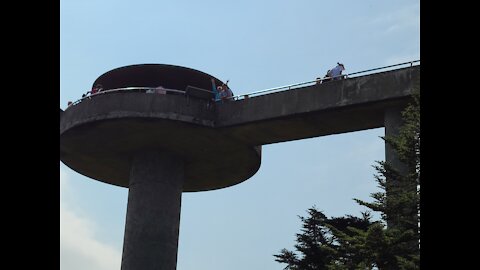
top-left (82, 83), bottom-right (104, 98)
top-left (91, 84), bottom-right (103, 95)
top-left (221, 80), bottom-right (234, 101)
top-left (319, 62), bottom-right (345, 83)
top-left (329, 62), bottom-right (345, 80)
top-left (211, 78), bottom-right (223, 102)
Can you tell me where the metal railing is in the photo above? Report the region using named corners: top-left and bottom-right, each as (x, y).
top-left (66, 60), bottom-right (419, 108)
top-left (70, 87), bottom-right (185, 106)
top-left (228, 60), bottom-right (420, 100)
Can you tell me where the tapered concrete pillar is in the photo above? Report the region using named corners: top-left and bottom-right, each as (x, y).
top-left (385, 105), bottom-right (407, 230)
top-left (121, 151), bottom-right (184, 270)
top-left (384, 106), bottom-right (408, 177)
top-left (385, 105), bottom-right (420, 232)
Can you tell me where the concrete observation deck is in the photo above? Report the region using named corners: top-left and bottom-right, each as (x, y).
top-left (60, 64), bottom-right (419, 192)
top-left (60, 63), bottom-right (419, 270)
top-left (60, 64), bottom-right (261, 192)
top-left (217, 65), bottom-right (419, 145)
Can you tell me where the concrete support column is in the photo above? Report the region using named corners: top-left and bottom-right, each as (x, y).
top-left (384, 105), bottom-right (419, 254)
top-left (385, 106), bottom-right (407, 230)
top-left (385, 105), bottom-right (421, 230)
top-left (121, 151), bottom-right (184, 270)
top-left (384, 106), bottom-right (408, 176)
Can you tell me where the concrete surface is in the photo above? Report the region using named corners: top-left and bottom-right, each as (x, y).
top-left (60, 64), bottom-right (419, 270)
top-left (217, 66), bottom-right (419, 145)
top-left (60, 65), bottom-right (418, 191)
top-left (60, 92), bottom-right (261, 191)
top-left (121, 151), bottom-right (184, 270)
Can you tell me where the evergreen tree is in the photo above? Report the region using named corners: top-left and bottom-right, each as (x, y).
top-left (275, 85), bottom-right (420, 269)
top-left (274, 207), bottom-right (374, 270)
top-left (347, 86), bottom-right (420, 269)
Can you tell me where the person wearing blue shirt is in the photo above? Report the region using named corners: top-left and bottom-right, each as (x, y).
top-left (329, 63), bottom-right (345, 80)
top-left (211, 78), bottom-right (234, 102)
top-left (211, 78), bottom-right (222, 102)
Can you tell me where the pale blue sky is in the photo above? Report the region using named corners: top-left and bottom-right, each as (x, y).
top-left (60, 1), bottom-right (419, 269)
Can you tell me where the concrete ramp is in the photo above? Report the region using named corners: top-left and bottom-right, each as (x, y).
top-left (216, 66), bottom-right (419, 145)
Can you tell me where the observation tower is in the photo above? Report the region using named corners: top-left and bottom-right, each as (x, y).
top-left (60, 64), bottom-right (262, 270)
top-left (60, 61), bottom-right (419, 270)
